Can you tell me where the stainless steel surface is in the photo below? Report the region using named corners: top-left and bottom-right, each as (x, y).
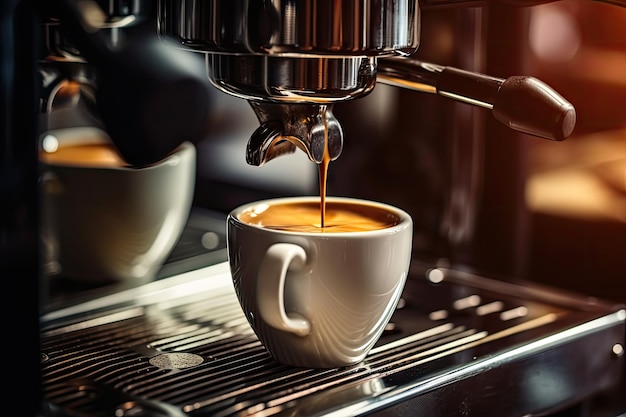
top-left (158, 1), bottom-right (420, 55)
top-left (38, 18), bottom-right (101, 133)
top-left (158, 0), bottom-right (419, 103)
top-left (39, 257), bottom-right (625, 417)
top-left (204, 54), bottom-right (377, 103)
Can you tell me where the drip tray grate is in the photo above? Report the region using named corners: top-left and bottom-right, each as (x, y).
top-left (40, 262), bottom-right (625, 417)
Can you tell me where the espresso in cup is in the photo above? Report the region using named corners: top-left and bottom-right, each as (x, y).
top-left (40, 128), bottom-right (196, 283)
top-left (227, 196), bottom-right (413, 368)
top-left (238, 200), bottom-right (401, 233)
top-left (40, 142), bottom-right (127, 167)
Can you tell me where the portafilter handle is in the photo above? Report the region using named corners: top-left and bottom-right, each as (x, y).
top-left (377, 58), bottom-right (576, 141)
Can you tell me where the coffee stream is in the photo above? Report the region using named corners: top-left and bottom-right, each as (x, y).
top-left (319, 110), bottom-right (331, 229)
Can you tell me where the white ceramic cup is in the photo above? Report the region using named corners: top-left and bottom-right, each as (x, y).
top-left (40, 127), bottom-right (196, 283)
top-left (227, 196), bottom-right (413, 368)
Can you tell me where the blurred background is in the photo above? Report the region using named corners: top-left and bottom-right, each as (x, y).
top-left (523, 0), bottom-right (626, 304)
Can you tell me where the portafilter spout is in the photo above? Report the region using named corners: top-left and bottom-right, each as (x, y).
top-left (247, 103), bottom-right (343, 167)
top-left (205, 53), bottom-right (379, 165)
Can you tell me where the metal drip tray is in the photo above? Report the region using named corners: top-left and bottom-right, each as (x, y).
top-left (40, 260), bottom-right (625, 417)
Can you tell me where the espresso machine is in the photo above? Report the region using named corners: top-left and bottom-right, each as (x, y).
top-left (2, 1), bottom-right (626, 416)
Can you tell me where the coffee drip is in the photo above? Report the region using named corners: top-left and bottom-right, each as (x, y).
top-left (318, 112), bottom-right (331, 229)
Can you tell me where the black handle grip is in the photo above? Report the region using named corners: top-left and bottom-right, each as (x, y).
top-left (493, 76), bottom-right (576, 141)
top-left (437, 67), bottom-right (575, 141)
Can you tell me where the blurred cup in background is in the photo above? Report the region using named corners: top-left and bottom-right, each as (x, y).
top-left (40, 127), bottom-right (196, 284)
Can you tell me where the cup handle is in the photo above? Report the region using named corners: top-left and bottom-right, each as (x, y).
top-left (257, 243), bottom-right (311, 337)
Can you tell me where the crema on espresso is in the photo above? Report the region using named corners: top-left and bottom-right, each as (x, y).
top-left (40, 143), bottom-right (127, 167)
top-left (238, 201), bottom-right (400, 233)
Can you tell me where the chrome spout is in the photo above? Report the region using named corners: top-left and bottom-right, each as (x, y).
top-left (246, 103), bottom-right (343, 166)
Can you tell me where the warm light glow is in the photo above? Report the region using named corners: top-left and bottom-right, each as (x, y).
top-left (529, 4), bottom-right (581, 63)
top-left (527, 165), bottom-right (626, 222)
top-left (427, 268), bottom-right (444, 284)
top-left (500, 306), bottom-right (529, 321)
top-left (429, 310), bottom-right (449, 321)
top-left (250, 204), bottom-right (270, 217)
top-left (453, 295), bottom-right (481, 310)
top-left (476, 301), bottom-right (504, 316)
top-left (77, 0), bottom-right (107, 32)
top-left (201, 232), bottom-right (220, 250)
top-left (41, 134), bottom-right (59, 153)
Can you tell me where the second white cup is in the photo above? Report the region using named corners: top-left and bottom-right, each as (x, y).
top-left (40, 128), bottom-right (196, 283)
